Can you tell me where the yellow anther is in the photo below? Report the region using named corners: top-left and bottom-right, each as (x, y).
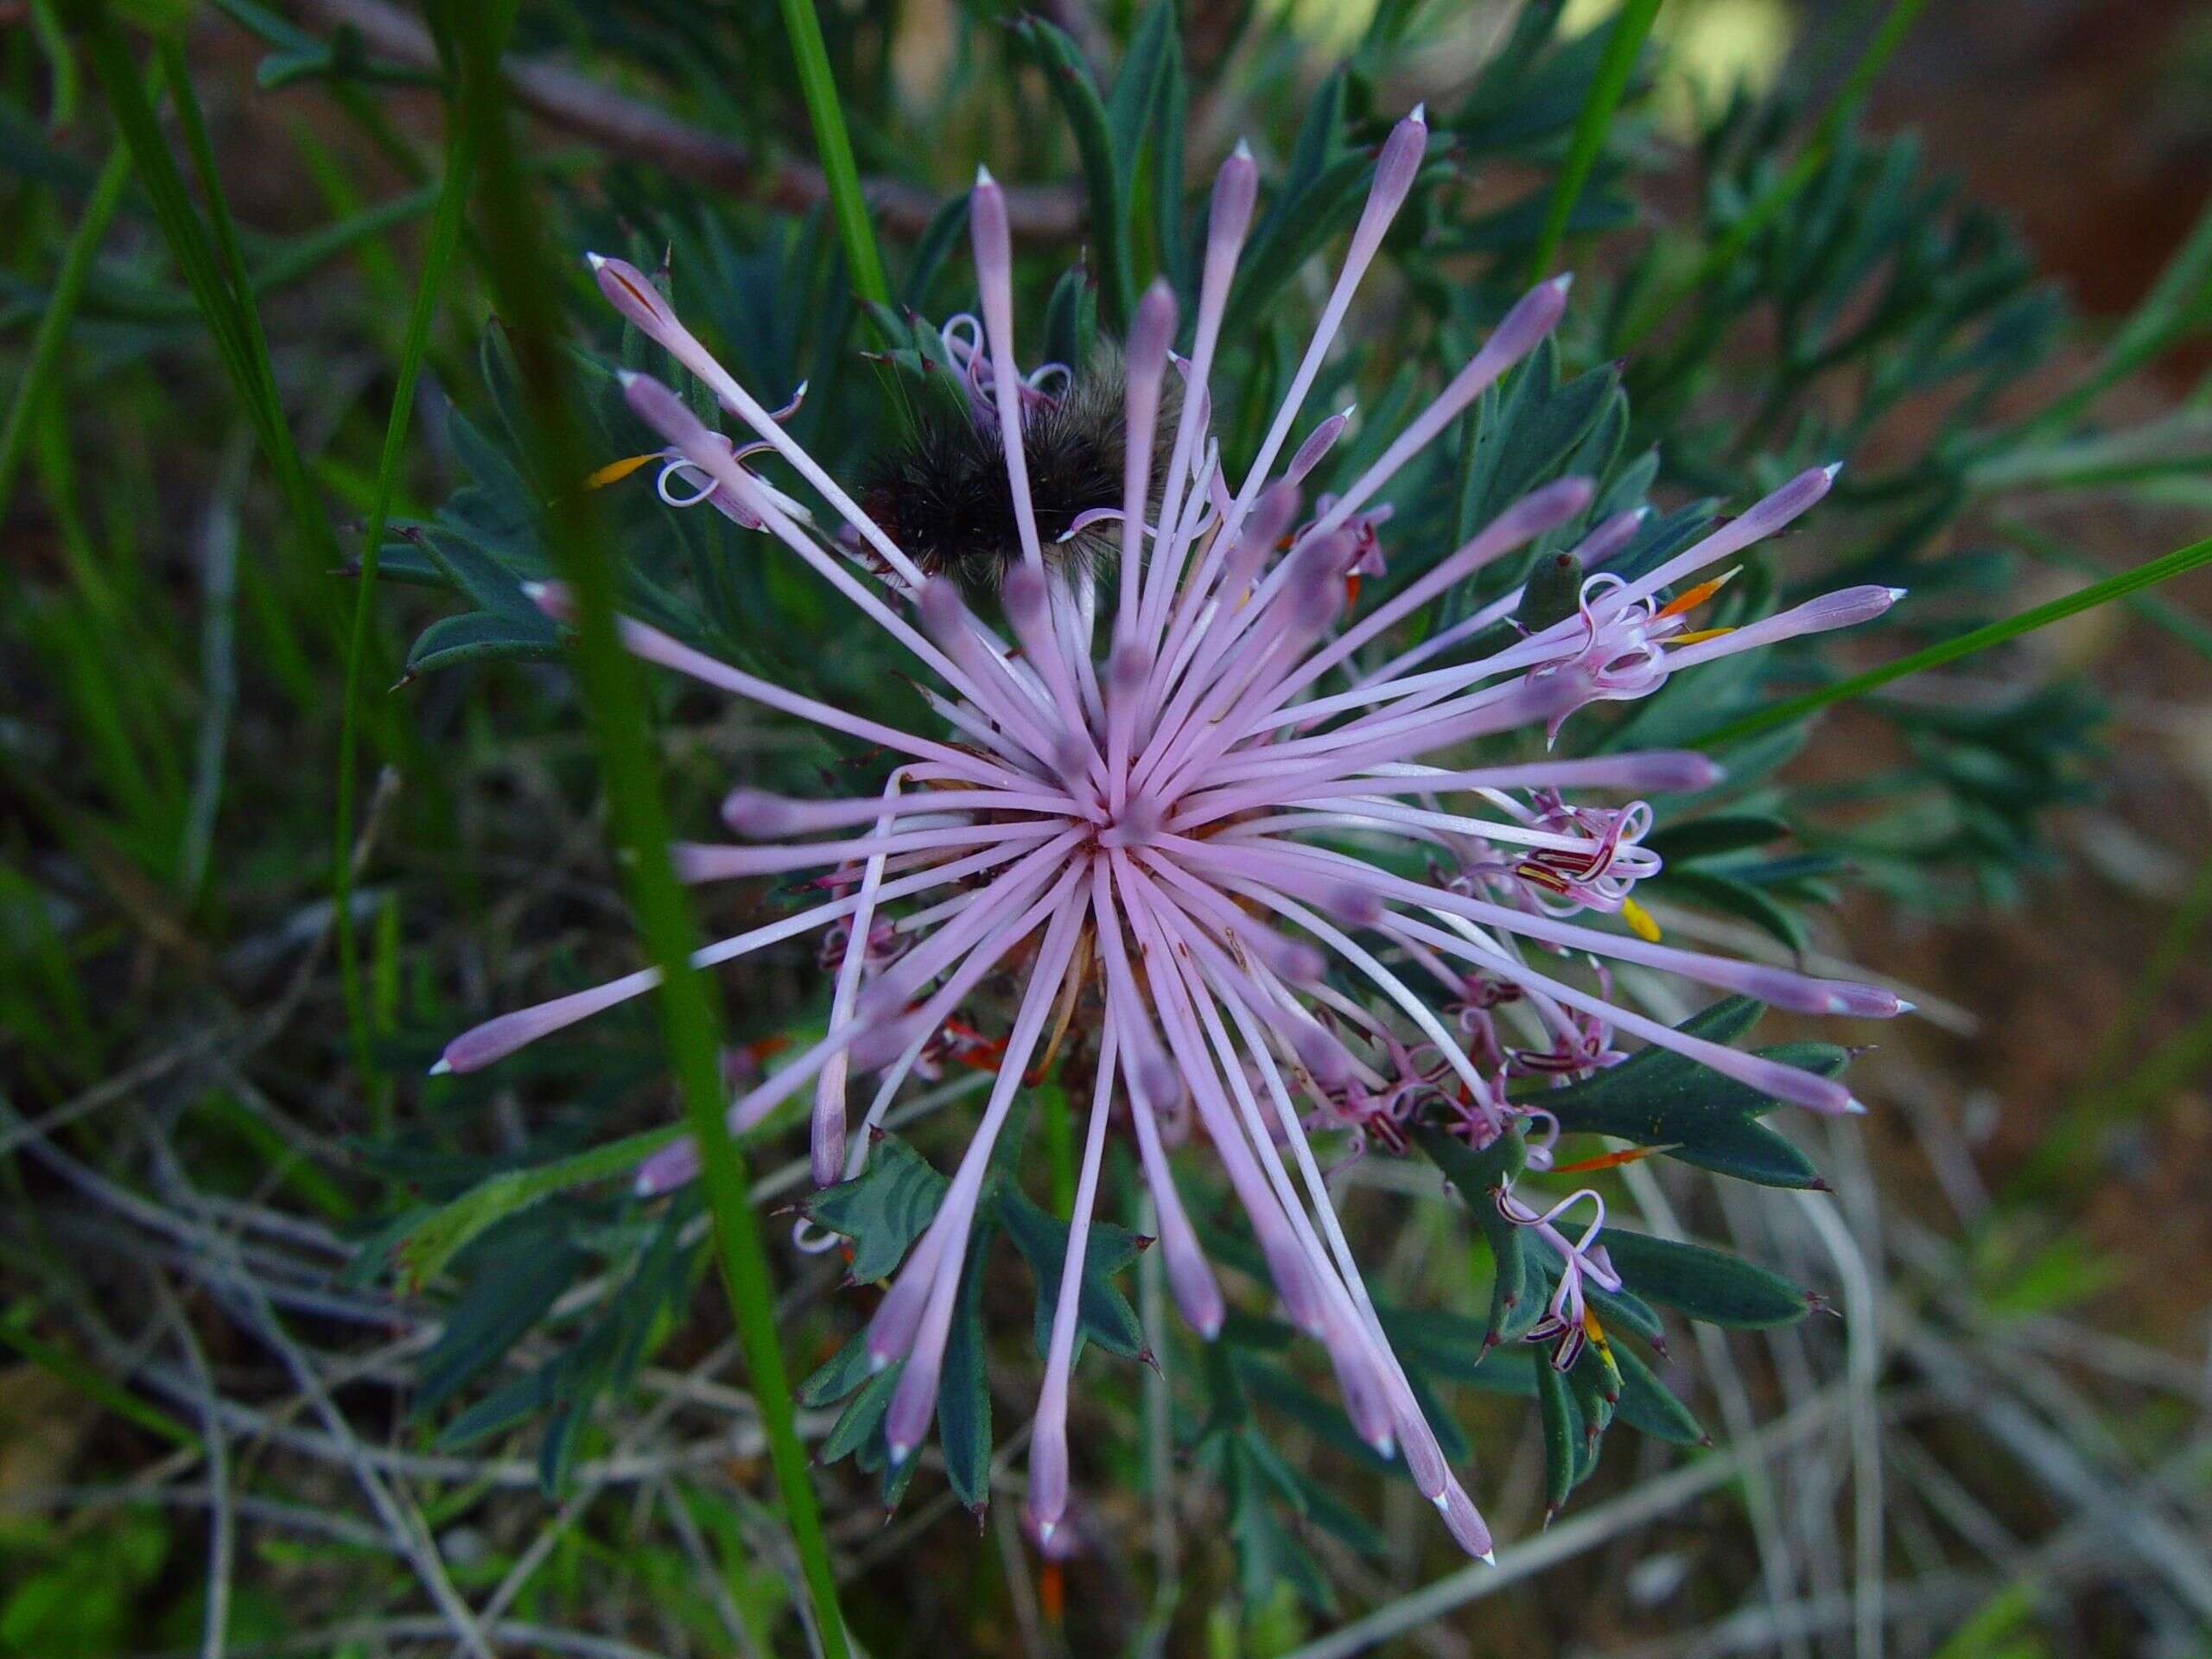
top-left (1580, 1304), bottom-right (1613, 1363)
top-left (1621, 896), bottom-right (1662, 942)
top-left (587, 453), bottom-right (660, 490)
top-left (1666, 626), bottom-right (1736, 647)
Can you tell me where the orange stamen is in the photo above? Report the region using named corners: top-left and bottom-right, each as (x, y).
top-left (1654, 565), bottom-right (1741, 620)
top-left (1549, 1143), bottom-right (1676, 1175)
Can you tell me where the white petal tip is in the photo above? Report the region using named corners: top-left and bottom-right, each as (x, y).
top-left (1197, 1316), bottom-right (1224, 1342)
top-left (1233, 137), bottom-right (1254, 160)
top-left (974, 163), bottom-right (995, 188)
top-left (1822, 460), bottom-right (1845, 480)
top-left (887, 1441), bottom-right (912, 1465)
top-left (868, 1352), bottom-right (891, 1374)
top-left (1549, 272), bottom-right (1575, 293)
top-left (1479, 1549), bottom-right (1497, 1567)
top-left (1843, 1096), bottom-right (1870, 1116)
top-left (614, 368), bottom-right (642, 390)
top-left (427, 1058), bottom-right (452, 1077)
top-left (1886, 586), bottom-right (1909, 602)
top-left (1633, 505), bottom-right (1653, 522)
top-left (1431, 1492), bottom-right (1451, 1513)
top-left (1408, 102), bottom-right (1427, 125)
top-left (1896, 998), bottom-right (1918, 1014)
top-left (1034, 1519), bottom-right (1056, 1544)
top-left (585, 251), bottom-right (607, 270)
top-left (1373, 1434), bottom-right (1397, 1460)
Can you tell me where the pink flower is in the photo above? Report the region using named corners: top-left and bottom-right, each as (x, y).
top-left (435, 113), bottom-right (1903, 1560)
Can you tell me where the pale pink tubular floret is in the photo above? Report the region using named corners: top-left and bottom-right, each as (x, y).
top-left (440, 113), bottom-right (1909, 1560)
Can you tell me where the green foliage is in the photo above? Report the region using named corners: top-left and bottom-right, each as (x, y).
top-left (1408, 1000), bottom-right (1847, 1515)
top-left (795, 1118), bottom-right (1149, 1512)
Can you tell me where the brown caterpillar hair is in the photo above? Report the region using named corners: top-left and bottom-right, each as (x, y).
top-left (861, 358), bottom-right (1177, 594)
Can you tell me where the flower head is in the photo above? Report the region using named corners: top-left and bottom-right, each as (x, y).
top-left (437, 111), bottom-right (1903, 1558)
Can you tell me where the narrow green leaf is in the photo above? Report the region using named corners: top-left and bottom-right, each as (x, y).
top-left (1414, 1122), bottom-right (1535, 1346)
top-left (1525, 0), bottom-right (1661, 283)
top-left (819, 1361), bottom-right (902, 1465)
top-left (1105, 2), bottom-right (1177, 183)
top-left (937, 1216), bottom-right (995, 1512)
top-left (798, 1328), bottom-right (876, 1409)
top-left (1014, 15), bottom-right (1129, 326)
top-left (0, 130), bottom-right (133, 521)
top-left (336, 64), bottom-right (488, 1081)
top-left (393, 1124), bottom-right (685, 1287)
top-left (1602, 1228), bottom-right (1811, 1328)
top-left (1535, 1357), bottom-right (1579, 1518)
top-left (1612, 1343), bottom-right (1706, 1445)
top-left (403, 609), bottom-right (563, 676)
top-left (415, 1223), bottom-right (583, 1410)
top-left (771, 0), bottom-right (888, 313)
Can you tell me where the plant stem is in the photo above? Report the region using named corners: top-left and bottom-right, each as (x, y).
top-left (0, 135), bottom-right (133, 522)
top-left (440, 8), bottom-right (850, 1655)
top-left (1695, 531), bottom-right (2212, 747)
top-left (1527, 0), bottom-right (1662, 286)
top-left (1999, 518), bottom-right (2212, 660)
top-left (773, 0), bottom-right (891, 312)
top-left (333, 26), bottom-right (490, 1089)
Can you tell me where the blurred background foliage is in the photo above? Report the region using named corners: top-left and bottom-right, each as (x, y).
top-left (2, 1), bottom-right (2209, 1656)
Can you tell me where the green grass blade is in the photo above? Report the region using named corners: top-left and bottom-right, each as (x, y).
top-left (157, 37), bottom-right (343, 575)
top-left (1695, 531), bottom-right (2212, 748)
top-left (0, 133), bottom-right (132, 523)
top-left (333, 44), bottom-right (487, 1087)
top-left (1526, 0), bottom-right (1662, 285)
top-left (79, 10), bottom-right (344, 578)
top-left (441, 6), bottom-right (851, 1653)
top-left (1999, 517), bottom-right (2212, 660)
top-left (773, 0), bottom-right (890, 314)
